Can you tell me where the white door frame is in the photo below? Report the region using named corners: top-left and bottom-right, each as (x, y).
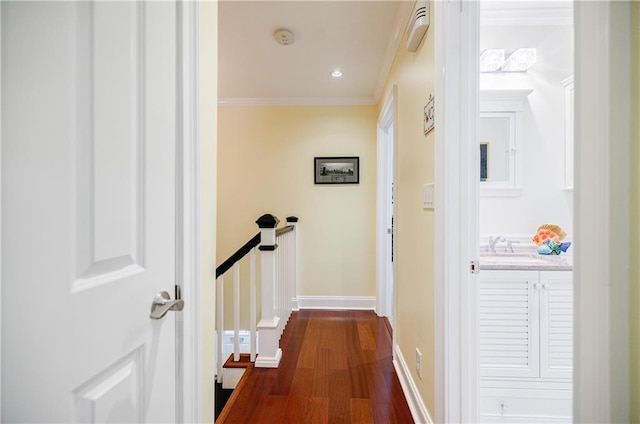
top-left (573, 2), bottom-right (630, 422)
top-left (177, 1), bottom-right (202, 423)
top-left (435, 1), bottom-right (632, 422)
top-left (0, 4), bottom-right (3, 416)
top-left (376, 85), bottom-right (398, 335)
top-left (434, 0), bottom-right (479, 422)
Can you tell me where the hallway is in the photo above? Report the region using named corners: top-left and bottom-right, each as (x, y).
top-left (216, 310), bottom-right (414, 423)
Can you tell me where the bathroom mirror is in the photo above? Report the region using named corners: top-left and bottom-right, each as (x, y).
top-left (479, 89), bottom-right (532, 197)
top-left (480, 113), bottom-right (513, 183)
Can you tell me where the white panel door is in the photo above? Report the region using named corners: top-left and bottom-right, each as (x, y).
top-left (539, 271), bottom-right (574, 380)
top-left (479, 270), bottom-right (540, 379)
top-left (3, 2), bottom-right (180, 422)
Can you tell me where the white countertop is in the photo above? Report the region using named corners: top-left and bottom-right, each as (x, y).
top-left (479, 252), bottom-right (573, 271)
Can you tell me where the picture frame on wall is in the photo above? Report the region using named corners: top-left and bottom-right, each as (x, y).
top-left (480, 142), bottom-right (490, 181)
top-left (424, 94), bottom-right (435, 134)
top-left (314, 156), bottom-right (359, 184)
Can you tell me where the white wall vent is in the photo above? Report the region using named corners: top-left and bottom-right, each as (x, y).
top-left (406, 1), bottom-right (430, 52)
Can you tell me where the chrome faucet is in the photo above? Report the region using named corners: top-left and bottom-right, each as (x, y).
top-left (488, 235), bottom-right (506, 253)
top-left (506, 239), bottom-right (521, 253)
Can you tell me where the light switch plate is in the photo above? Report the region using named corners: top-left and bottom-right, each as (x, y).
top-left (423, 183), bottom-right (435, 209)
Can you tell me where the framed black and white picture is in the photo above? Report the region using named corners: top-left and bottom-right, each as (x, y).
top-left (480, 142), bottom-right (489, 181)
top-left (424, 94), bottom-right (435, 134)
top-left (314, 156), bottom-right (359, 184)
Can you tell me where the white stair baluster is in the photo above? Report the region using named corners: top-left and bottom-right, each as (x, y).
top-left (216, 275), bottom-right (224, 383)
top-left (250, 247), bottom-right (257, 362)
top-left (233, 262), bottom-right (240, 362)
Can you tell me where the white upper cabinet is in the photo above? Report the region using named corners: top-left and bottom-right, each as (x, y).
top-left (479, 89), bottom-right (532, 197)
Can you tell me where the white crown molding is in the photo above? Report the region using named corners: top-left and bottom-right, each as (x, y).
top-left (481, 7), bottom-right (572, 27)
top-left (373, 1), bottom-right (414, 103)
top-left (217, 97), bottom-right (376, 107)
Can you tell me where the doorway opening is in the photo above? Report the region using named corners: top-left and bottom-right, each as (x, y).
top-left (376, 86), bottom-right (398, 337)
top-left (476, 2), bottom-right (575, 422)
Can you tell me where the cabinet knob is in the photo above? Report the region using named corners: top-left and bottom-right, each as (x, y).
top-left (500, 403), bottom-right (509, 414)
top-left (543, 283), bottom-right (549, 290)
top-left (534, 283), bottom-right (541, 289)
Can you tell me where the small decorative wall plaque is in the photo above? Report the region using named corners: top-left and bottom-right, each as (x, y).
top-left (424, 94), bottom-right (435, 135)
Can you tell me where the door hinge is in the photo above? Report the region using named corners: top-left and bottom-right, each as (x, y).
top-left (469, 260), bottom-right (480, 274)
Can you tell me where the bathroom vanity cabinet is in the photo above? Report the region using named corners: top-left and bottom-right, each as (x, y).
top-left (478, 269), bottom-right (573, 423)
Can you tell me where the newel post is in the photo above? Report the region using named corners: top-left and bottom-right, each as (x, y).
top-left (255, 213), bottom-right (282, 368)
top-left (286, 216), bottom-right (299, 312)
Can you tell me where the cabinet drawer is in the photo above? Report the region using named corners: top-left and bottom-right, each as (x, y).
top-left (480, 387), bottom-right (572, 422)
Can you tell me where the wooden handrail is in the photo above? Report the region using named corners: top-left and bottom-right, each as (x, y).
top-left (216, 225), bottom-right (296, 279)
top-left (275, 225), bottom-right (294, 237)
top-left (216, 233), bottom-right (260, 278)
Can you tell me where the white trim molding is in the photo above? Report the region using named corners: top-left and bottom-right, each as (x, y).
top-left (376, 85), bottom-right (397, 319)
top-left (296, 296), bottom-right (375, 310)
top-left (373, 2), bottom-right (413, 102)
top-left (574, 1), bottom-right (631, 422)
top-left (393, 345), bottom-right (433, 424)
top-left (176, 1), bottom-right (201, 423)
top-left (217, 97), bottom-right (376, 107)
top-left (434, 0), bottom-right (480, 422)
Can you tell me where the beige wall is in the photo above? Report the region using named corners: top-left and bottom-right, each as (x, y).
top-left (378, 1), bottom-right (436, 414)
top-left (217, 105), bottom-right (378, 305)
top-left (630, 2), bottom-right (640, 421)
top-left (199, 2), bottom-right (217, 422)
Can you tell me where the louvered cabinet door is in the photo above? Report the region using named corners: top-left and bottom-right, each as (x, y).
top-left (539, 271), bottom-right (573, 379)
top-left (479, 270), bottom-right (540, 378)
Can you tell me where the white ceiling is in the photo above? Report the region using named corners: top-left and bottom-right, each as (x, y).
top-left (217, 1), bottom-right (572, 106)
top-left (218, 1), bottom-right (412, 106)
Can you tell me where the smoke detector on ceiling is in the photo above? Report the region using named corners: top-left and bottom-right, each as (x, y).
top-left (406, 1), bottom-right (430, 52)
top-left (274, 29), bottom-right (295, 46)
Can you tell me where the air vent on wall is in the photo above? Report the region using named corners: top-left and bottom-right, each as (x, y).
top-left (406, 1), bottom-right (430, 52)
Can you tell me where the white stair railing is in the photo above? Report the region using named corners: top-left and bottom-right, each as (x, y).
top-left (215, 214), bottom-right (298, 380)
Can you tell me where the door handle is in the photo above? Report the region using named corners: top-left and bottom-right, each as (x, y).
top-left (150, 291), bottom-right (184, 319)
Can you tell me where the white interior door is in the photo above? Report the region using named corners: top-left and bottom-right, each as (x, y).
top-left (2, 2), bottom-right (181, 422)
top-left (385, 123), bottom-right (395, 330)
top-left (376, 87), bottom-right (397, 331)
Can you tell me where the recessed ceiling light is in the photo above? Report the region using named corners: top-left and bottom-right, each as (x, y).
top-left (330, 70), bottom-right (343, 78)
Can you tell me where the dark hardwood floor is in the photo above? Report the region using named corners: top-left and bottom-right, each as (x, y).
top-left (216, 309), bottom-right (414, 423)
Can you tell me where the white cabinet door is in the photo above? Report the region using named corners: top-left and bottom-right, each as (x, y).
top-left (539, 271), bottom-right (574, 379)
top-left (3, 2), bottom-right (180, 422)
top-left (479, 270), bottom-right (540, 378)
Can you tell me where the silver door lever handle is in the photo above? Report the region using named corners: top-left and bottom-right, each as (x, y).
top-left (150, 291), bottom-right (184, 319)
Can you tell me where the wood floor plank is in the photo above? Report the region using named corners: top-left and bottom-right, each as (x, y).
top-left (310, 348), bottom-right (330, 397)
top-left (284, 368), bottom-right (313, 422)
top-left (216, 310), bottom-right (414, 424)
top-left (254, 395), bottom-right (288, 424)
top-left (357, 322), bottom-right (377, 350)
top-left (350, 399), bottom-right (374, 424)
top-left (302, 397), bottom-right (329, 424)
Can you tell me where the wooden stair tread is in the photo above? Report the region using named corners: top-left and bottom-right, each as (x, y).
top-left (223, 353), bottom-right (254, 369)
top-left (215, 361), bottom-right (254, 423)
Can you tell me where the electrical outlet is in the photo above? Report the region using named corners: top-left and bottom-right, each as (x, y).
top-left (415, 348), bottom-right (422, 379)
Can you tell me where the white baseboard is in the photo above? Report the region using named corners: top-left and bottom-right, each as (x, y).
top-left (393, 344), bottom-right (433, 424)
top-left (296, 296), bottom-right (376, 310)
